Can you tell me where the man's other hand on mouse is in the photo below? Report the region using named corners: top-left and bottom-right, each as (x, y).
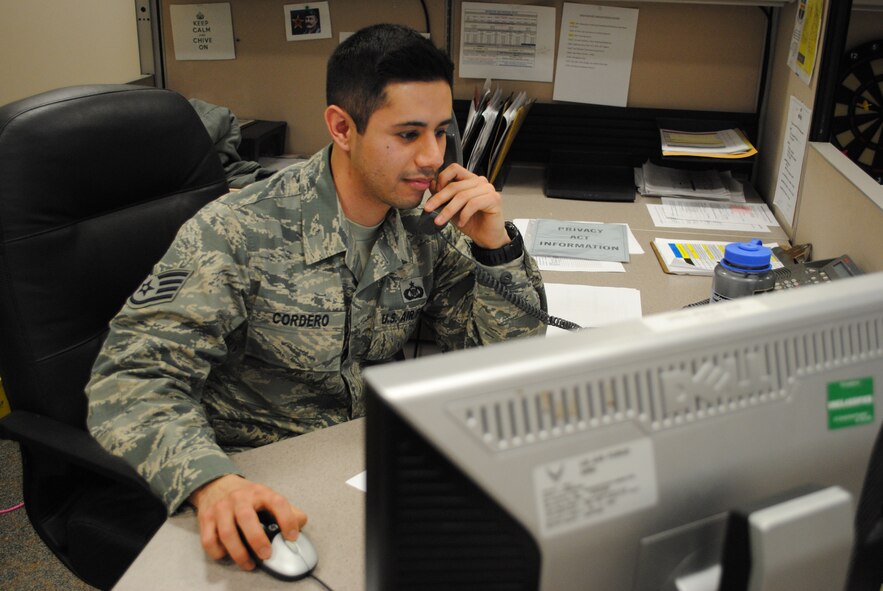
top-left (189, 474), bottom-right (308, 571)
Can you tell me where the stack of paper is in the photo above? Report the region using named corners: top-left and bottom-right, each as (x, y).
top-left (461, 79), bottom-right (533, 184)
top-left (636, 162), bottom-right (747, 201)
top-left (660, 128), bottom-right (757, 159)
top-left (650, 237), bottom-right (783, 276)
top-left (647, 198), bottom-right (779, 233)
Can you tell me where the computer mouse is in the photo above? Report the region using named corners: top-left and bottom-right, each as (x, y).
top-left (247, 511), bottom-right (318, 581)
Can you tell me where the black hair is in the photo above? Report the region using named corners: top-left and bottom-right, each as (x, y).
top-left (326, 24), bottom-right (454, 133)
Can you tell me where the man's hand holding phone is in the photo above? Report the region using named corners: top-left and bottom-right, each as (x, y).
top-left (423, 163), bottom-right (511, 250)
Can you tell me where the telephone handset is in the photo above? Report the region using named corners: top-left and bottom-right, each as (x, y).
top-left (405, 206), bottom-right (581, 332)
top-left (413, 209), bottom-right (444, 235)
top-left (405, 123), bottom-right (580, 330)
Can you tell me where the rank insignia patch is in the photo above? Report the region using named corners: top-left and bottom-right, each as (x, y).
top-left (128, 270), bottom-right (192, 309)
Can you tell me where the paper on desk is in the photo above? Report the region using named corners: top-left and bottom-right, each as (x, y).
top-left (636, 163), bottom-right (749, 203)
top-left (515, 219), bottom-right (643, 273)
top-left (660, 198), bottom-right (778, 227)
top-left (544, 283), bottom-right (642, 337)
top-left (346, 470), bottom-right (366, 492)
top-left (646, 204), bottom-right (770, 233)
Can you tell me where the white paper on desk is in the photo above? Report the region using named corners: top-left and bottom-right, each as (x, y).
top-left (346, 470), bottom-right (366, 492)
top-left (515, 219), bottom-right (643, 273)
top-left (545, 283), bottom-right (642, 337)
top-left (552, 3), bottom-right (639, 107)
top-left (646, 204), bottom-right (770, 233)
top-left (459, 3), bottom-right (556, 82)
top-left (660, 198), bottom-right (779, 227)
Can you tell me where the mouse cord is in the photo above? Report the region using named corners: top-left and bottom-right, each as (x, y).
top-left (309, 573), bottom-right (335, 591)
top-left (437, 229), bottom-right (582, 332)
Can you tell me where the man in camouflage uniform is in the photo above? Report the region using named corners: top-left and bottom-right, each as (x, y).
top-left (86, 24), bottom-right (546, 571)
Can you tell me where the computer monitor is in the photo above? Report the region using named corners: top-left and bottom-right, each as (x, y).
top-left (365, 272), bottom-right (883, 591)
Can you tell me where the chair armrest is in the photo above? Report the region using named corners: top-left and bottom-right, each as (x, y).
top-left (0, 410), bottom-right (154, 493)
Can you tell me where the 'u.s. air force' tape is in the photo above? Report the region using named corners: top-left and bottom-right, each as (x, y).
top-left (128, 270), bottom-right (192, 309)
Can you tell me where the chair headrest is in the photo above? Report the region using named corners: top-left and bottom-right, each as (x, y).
top-left (0, 84), bottom-right (226, 243)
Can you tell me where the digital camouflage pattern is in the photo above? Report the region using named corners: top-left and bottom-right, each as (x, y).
top-left (86, 145), bottom-right (546, 513)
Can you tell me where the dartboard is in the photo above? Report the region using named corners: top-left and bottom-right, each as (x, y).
top-left (831, 39), bottom-right (883, 185)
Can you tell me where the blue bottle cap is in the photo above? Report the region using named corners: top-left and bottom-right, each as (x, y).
top-left (721, 239), bottom-right (772, 272)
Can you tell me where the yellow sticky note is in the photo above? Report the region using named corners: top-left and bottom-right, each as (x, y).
top-left (0, 378), bottom-right (9, 418)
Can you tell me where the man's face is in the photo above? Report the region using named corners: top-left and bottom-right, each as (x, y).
top-left (305, 14), bottom-right (317, 30)
top-left (347, 80), bottom-right (452, 214)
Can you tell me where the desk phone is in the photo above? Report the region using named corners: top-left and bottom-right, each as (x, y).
top-left (685, 253), bottom-right (862, 308)
top-left (771, 253), bottom-right (863, 290)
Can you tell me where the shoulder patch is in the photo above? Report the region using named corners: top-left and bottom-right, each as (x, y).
top-left (128, 270), bottom-right (192, 309)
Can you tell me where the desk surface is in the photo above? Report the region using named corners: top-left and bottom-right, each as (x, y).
top-left (500, 165), bottom-right (788, 316)
top-left (115, 419), bottom-right (366, 591)
top-left (114, 164), bottom-right (789, 590)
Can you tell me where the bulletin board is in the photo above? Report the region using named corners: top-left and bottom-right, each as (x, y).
top-left (161, 0), bottom-right (769, 155)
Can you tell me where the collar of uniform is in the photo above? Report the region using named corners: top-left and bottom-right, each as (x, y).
top-left (352, 209), bottom-right (414, 291)
top-left (302, 145), bottom-right (416, 273)
top-left (301, 145), bottom-right (348, 265)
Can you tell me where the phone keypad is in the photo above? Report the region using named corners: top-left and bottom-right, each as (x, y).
top-left (774, 267), bottom-right (831, 290)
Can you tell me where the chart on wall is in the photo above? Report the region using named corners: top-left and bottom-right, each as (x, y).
top-left (830, 39), bottom-right (883, 185)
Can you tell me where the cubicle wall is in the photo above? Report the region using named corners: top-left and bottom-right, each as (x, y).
top-left (159, 0), bottom-right (883, 272)
top-left (755, 1), bottom-right (883, 271)
top-left (161, 0), bottom-right (767, 155)
top-left (0, 1), bottom-right (142, 106)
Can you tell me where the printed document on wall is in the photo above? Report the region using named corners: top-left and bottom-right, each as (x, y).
top-left (170, 3), bottom-right (236, 60)
top-left (772, 96), bottom-right (812, 228)
top-left (787, 0), bottom-right (823, 85)
top-left (459, 2), bottom-right (556, 82)
top-left (552, 3), bottom-right (639, 107)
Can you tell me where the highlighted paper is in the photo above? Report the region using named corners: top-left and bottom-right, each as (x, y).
top-left (650, 237), bottom-right (783, 276)
top-left (787, 0), bottom-right (824, 85)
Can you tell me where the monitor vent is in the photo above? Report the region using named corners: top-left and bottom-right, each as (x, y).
top-left (387, 421), bottom-right (541, 589)
top-left (449, 314), bottom-right (883, 452)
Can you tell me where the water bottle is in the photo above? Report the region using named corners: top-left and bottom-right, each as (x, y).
top-left (710, 239), bottom-right (776, 303)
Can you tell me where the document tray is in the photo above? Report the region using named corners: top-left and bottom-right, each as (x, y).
top-left (544, 163), bottom-right (636, 202)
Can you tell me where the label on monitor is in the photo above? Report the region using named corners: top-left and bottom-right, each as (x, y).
top-left (533, 438), bottom-right (658, 537)
top-left (827, 376), bottom-right (874, 430)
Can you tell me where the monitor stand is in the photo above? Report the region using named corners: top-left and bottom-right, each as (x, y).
top-left (635, 486), bottom-right (854, 591)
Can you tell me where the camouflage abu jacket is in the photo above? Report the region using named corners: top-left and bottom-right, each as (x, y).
top-left (86, 145), bottom-right (546, 513)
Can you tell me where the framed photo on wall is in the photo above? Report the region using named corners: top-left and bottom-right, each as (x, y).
top-left (284, 2), bottom-right (332, 41)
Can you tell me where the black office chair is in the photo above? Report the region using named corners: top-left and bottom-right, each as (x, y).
top-left (0, 84), bottom-right (229, 589)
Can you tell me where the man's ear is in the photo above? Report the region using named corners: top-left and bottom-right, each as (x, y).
top-left (324, 105), bottom-right (355, 152)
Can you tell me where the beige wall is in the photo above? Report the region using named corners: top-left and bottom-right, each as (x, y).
top-left (450, 1), bottom-right (766, 113)
top-left (163, 0), bottom-right (445, 156)
top-left (163, 0), bottom-right (766, 155)
top-left (0, 0), bottom-right (141, 106)
top-left (798, 144), bottom-right (883, 272)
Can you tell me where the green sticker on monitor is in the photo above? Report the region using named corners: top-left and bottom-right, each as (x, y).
top-left (827, 377), bottom-right (874, 430)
